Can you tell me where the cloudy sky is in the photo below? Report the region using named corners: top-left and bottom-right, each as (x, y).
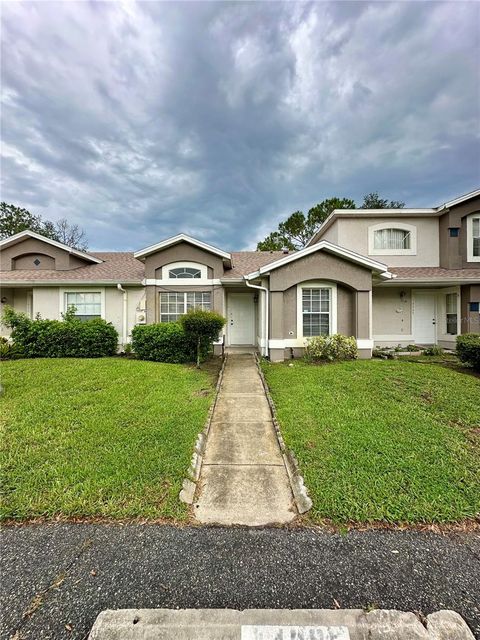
top-left (1, 1), bottom-right (479, 251)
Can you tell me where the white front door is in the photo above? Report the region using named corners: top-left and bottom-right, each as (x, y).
top-left (413, 292), bottom-right (436, 344)
top-left (228, 293), bottom-right (255, 345)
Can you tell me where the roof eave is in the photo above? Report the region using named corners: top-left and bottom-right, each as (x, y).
top-left (134, 233), bottom-right (232, 263)
top-left (0, 230), bottom-right (103, 264)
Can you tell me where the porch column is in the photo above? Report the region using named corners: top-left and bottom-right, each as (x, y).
top-left (269, 291), bottom-right (285, 362)
top-left (355, 290), bottom-right (373, 359)
top-left (145, 285), bottom-right (157, 324)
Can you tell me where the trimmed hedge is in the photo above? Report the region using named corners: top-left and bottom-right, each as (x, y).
top-left (131, 323), bottom-right (198, 363)
top-left (1, 307), bottom-right (118, 358)
top-left (304, 334), bottom-right (358, 362)
top-left (456, 333), bottom-right (480, 371)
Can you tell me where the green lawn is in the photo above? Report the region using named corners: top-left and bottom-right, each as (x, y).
top-left (1, 358), bottom-right (216, 521)
top-left (262, 359), bottom-right (480, 525)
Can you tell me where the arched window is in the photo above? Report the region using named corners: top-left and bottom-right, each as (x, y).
top-left (368, 223), bottom-right (416, 255)
top-left (168, 267), bottom-right (201, 278)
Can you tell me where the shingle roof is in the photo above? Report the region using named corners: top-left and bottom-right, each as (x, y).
top-left (0, 252), bottom-right (145, 283)
top-left (2, 250), bottom-right (478, 284)
top-left (390, 267), bottom-right (480, 281)
top-left (225, 251), bottom-right (287, 278)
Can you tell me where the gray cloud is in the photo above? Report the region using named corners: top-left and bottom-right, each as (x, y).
top-left (1, 1), bottom-right (479, 251)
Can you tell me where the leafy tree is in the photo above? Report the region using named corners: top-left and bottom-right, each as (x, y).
top-left (257, 193), bottom-right (405, 251)
top-left (0, 203), bottom-right (88, 250)
top-left (180, 308), bottom-right (226, 368)
top-left (0, 203), bottom-right (43, 238)
top-left (362, 192), bottom-right (405, 209)
top-left (257, 198), bottom-right (356, 251)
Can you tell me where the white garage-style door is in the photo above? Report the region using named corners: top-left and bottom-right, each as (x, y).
top-left (227, 292), bottom-right (255, 346)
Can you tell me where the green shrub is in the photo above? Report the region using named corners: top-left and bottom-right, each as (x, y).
top-left (180, 309), bottom-right (226, 367)
top-left (131, 323), bottom-right (195, 363)
top-left (1, 306), bottom-right (118, 358)
top-left (423, 345), bottom-right (444, 356)
top-left (456, 333), bottom-right (480, 371)
top-left (0, 336), bottom-right (21, 360)
top-left (304, 334), bottom-right (357, 362)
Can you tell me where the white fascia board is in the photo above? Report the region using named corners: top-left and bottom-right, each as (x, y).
top-left (376, 278), bottom-right (480, 286)
top-left (134, 233), bottom-right (231, 261)
top-left (0, 230), bottom-right (103, 264)
top-left (1, 280), bottom-right (142, 287)
top-left (307, 208), bottom-right (439, 246)
top-left (245, 241), bottom-right (392, 279)
top-left (144, 278), bottom-right (222, 286)
top-left (442, 188), bottom-right (480, 209)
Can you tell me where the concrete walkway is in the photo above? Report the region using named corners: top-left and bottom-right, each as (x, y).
top-left (194, 354), bottom-right (296, 526)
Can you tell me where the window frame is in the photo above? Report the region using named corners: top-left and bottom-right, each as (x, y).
top-left (159, 291), bottom-right (212, 323)
top-left (59, 287), bottom-right (105, 320)
top-left (445, 292), bottom-right (458, 336)
top-left (296, 281), bottom-right (337, 340)
top-left (161, 261), bottom-right (208, 281)
top-left (368, 222), bottom-right (417, 256)
top-left (466, 214), bottom-right (480, 262)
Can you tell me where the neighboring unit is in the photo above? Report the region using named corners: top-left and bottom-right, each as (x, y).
top-left (1, 190), bottom-right (479, 360)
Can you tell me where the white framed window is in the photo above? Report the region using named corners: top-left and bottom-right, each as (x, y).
top-left (161, 262), bottom-right (208, 281)
top-left (445, 292), bottom-right (458, 335)
top-left (467, 214), bottom-right (480, 262)
top-left (368, 222), bottom-right (416, 255)
top-left (62, 290), bottom-right (104, 321)
top-left (169, 267), bottom-right (201, 279)
top-left (297, 281), bottom-right (337, 339)
top-left (159, 291), bottom-right (211, 322)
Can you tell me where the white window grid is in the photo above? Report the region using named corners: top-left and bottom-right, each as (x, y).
top-left (302, 288), bottom-right (330, 337)
top-left (65, 292), bottom-right (102, 319)
top-left (160, 291), bottom-right (211, 322)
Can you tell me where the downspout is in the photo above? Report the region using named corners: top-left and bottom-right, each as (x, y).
top-left (116, 284), bottom-right (128, 346)
top-left (244, 277), bottom-right (269, 358)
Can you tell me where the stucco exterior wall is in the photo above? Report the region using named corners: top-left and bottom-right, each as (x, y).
top-left (0, 238), bottom-right (91, 271)
top-left (372, 287), bottom-right (412, 339)
top-left (439, 195), bottom-right (480, 269)
top-left (269, 251), bottom-right (372, 292)
top-left (333, 217), bottom-right (440, 267)
top-left (143, 242), bottom-right (225, 279)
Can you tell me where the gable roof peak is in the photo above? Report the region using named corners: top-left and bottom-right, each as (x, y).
top-left (0, 229), bottom-right (102, 264)
top-left (134, 233), bottom-right (231, 262)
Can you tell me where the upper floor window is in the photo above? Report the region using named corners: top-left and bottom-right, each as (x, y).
top-left (374, 228), bottom-right (411, 251)
top-left (467, 214), bottom-right (480, 261)
top-left (368, 222), bottom-right (416, 256)
top-left (169, 267), bottom-right (201, 279)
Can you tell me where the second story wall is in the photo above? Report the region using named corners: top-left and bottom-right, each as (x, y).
top-left (326, 216), bottom-right (440, 267)
top-left (439, 194), bottom-right (480, 269)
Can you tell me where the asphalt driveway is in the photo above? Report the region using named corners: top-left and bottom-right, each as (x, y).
top-left (1, 524), bottom-right (479, 640)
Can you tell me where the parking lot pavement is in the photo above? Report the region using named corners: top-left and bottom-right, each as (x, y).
top-left (1, 523), bottom-right (479, 639)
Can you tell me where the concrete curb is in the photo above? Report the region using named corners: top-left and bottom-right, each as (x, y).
top-left (255, 355), bottom-right (313, 515)
top-left (179, 355), bottom-right (228, 505)
top-left (88, 608), bottom-right (475, 639)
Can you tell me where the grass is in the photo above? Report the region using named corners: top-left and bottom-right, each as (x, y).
top-left (262, 358), bottom-right (480, 525)
top-left (1, 358), bottom-right (217, 521)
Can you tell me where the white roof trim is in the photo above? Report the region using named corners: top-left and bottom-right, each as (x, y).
top-left (0, 230), bottom-right (103, 263)
top-left (134, 233), bottom-right (231, 261)
top-left (245, 240), bottom-right (393, 280)
top-left (443, 188), bottom-right (480, 209)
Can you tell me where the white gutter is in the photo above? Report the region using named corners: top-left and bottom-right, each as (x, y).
top-left (117, 283), bottom-right (128, 345)
top-left (244, 277), bottom-right (269, 358)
